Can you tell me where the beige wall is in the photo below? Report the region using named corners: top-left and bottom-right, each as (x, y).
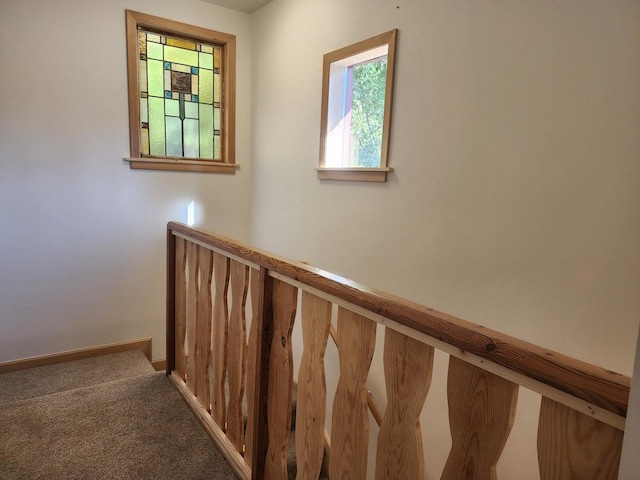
top-left (0, 0), bottom-right (253, 361)
top-left (250, 0), bottom-right (640, 478)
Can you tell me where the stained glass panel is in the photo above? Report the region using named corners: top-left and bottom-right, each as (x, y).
top-left (138, 27), bottom-right (222, 161)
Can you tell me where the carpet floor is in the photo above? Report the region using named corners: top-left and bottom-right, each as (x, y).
top-left (0, 352), bottom-right (239, 480)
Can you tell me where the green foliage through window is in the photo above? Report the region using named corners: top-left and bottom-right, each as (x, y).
top-left (350, 58), bottom-right (387, 167)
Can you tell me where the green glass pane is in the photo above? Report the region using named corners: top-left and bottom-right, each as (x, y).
top-left (200, 69), bottom-right (213, 104)
top-left (185, 102), bottom-right (199, 119)
top-left (140, 98), bottom-right (148, 123)
top-left (166, 116), bottom-right (182, 157)
top-left (214, 107), bottom-right (221, 130)
top-left (183, 119), bottom-right (199, 158)
top-left (164, 45), bottom-right (198, 67)
top-left (172, 63), bottom-right (190, 73)
top-left (147, 41), bottom-right (163, 60)
top-left (148, 97), bottom-right (165, 156)
top-left (165, 99), bottom-right (179, 117)
top-left (199, 104), bottom-right (213, 159)
top-left (214, 73), bottom-right (221, 103)
top-left (199, 52), bottom-right (213, 70)
top-left (147, 60), bottom-right (164, 98)
top-left (214, 136), bottom-right (221, 160)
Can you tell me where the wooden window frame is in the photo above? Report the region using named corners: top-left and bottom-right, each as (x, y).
top-left (123, 10), bottom-right (237, 174)
top-left (317, 30), bottom-right (397, 183)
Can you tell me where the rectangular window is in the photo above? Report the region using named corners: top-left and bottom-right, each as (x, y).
top-left (318, 30), bottom-right (397, 182)
top-left (124, 10), bottom-right (237, 174)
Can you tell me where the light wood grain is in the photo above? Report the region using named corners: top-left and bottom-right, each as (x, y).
top-left (174, 237), bottom-right (188, 380)
top-left (186, 241), bottom-right (199, 395)
top-left (211, 252), bottom-right (230, 427)
top-left (375, 329), bottom-right (433, 480)
top-left (537, 397), bottom-right (622, 480)
top-left (441, 357), bottom-right (519, 480)
top-left (245, 268), bottom-right (261, 466)
top-left (329, 308), bottom-right (377, 480)
top-left (195, 246), bottom-right (213, 409)
top-left (227, 260), bottom-right (249, 453)
top-left (264, 279), bottom-right (298, 480)
top-left (295, 292), bottom-right (332, 480)
top-left (168, 222), bottom-right (630, 419)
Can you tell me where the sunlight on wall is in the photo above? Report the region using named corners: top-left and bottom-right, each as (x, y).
top-left (187, 201), bottom-right (196, 226)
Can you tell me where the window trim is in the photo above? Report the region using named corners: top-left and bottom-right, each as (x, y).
top-left (318, 29), bottom-right (397, 183)
top-left (123, 10), bottom-right (237, 173)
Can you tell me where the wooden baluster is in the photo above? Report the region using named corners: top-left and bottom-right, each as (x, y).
top-left (295, 292), bottom-right (332, 480)
top-left (195, 246), bottom-right (213, 408)
top-left (375, 329), bottom-right (434, 480)
top-left (174, 236), bottom-right (187, 380)
top-left (329, 308), bottom-right (377, 480)
top-left (264, 279), bottom-right (298, 480)
top-left (441, 357), bottom-right (519, 480)
top-left (537, 397), bottom-right (623, 480)
top-left (211, 252), bottom-right (230, 428)
top-left (186, 241), bottom-right (199, 395)
top-left (227, 260), bottom-right (249, 453)
top-left (245, 268), bottom-right (261, 466)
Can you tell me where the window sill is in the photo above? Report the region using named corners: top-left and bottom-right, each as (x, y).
top-left (316, 167), bottom-right (392, 183)
top-left (124, 157), bottom-right (239, 174)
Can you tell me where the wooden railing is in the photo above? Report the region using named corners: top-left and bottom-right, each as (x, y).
top-left (165, 222), bottom-right (629, 480)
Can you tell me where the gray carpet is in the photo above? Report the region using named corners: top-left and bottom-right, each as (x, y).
top-left (0, 350), bottom-right (155, 404)
top-left (0, 352), bottom-right (239, 480)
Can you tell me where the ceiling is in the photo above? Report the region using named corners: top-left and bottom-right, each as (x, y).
top-left (200, 0), bottom-right (273, 14)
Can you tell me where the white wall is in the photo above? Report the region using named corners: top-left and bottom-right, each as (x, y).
top-left (0, 0), bottom-right (252, 361)
top-left (250, 0), bottom-right (640, 478)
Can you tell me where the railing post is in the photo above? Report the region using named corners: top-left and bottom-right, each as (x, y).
top-left (166, 226), bottom-right (176, 375)
top-left (249, 267), bottom-right (274, 480)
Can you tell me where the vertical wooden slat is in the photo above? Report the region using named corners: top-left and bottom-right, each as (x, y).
top-left (227, 260), bottom-right (250, 452)
top-left (264, 278), bottom-right (298, 480)
top-left (295, 292), bottom-right (332, 480)
top-left (537, 397), bottom-right (622, 480)
top-left (246, 268), bottom-right (261, 467)
top-left (441, 357), bottom-right (519, 480)
top-left (211, 252), bottom-right (230, 428)
top-left (173, 236), bottom-right (187, 379)
top-left (329, 308), bottom-right (377, 480)
top-left (375, 329), bottom-right (434, 480)
top-left (249, 268), bottom-right (274, 480)
top-left (186, 241), bottom-right (200, 395)
top-left (195, 246), bottom-right (213, 408)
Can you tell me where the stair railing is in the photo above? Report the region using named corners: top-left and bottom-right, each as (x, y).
top-left (165, 222), bottom-right (629, 480)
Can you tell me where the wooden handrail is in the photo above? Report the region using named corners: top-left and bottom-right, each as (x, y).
top-left (168, 222), bottom-right (630, 418)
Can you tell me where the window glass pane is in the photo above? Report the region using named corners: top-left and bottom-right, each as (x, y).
top-left (183, 118), bottom-right (199, 158)
top-left (166, 116), bottom-right (183, 157)
top-left (135, 25), bottom-right (224, 162)
top-left (199, 69), bottom-right (213, 104)
top-left (164, 45), bottom-right (198, 67)
top-left (199, 104), bottom-right (213, 159)
top-left (148, 96), bottom-right (165, 156)
top-left (350, 58), bottom-right (387, 167)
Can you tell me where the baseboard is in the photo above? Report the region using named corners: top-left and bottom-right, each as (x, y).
top-left (151, 359), bottom-right (166, 371)
top-left (0, 338), bottom-right (153, 374)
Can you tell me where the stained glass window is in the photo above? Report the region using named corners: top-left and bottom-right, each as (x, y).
top-left (125, 10), bottom-right (236, 173)
top-left (137, 29), bottom-right (222, 160)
